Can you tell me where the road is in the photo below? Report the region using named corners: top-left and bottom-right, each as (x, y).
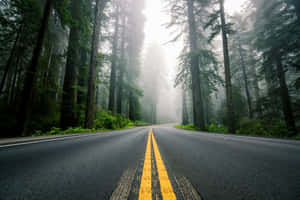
top-left (1, 125), bottom-right (300, 200)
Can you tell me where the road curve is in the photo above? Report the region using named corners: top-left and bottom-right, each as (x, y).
top-left (1, 125), bottom-right (300, 200)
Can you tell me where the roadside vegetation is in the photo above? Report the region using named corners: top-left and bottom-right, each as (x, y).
top-left (170, 0), bottom-right (300, 138)
top-left (1, 0), bottom-right (300, 138)
top-left (32, 110), bottom-right (148, 137)
top-left (176, 118), bottom-right (300, 139)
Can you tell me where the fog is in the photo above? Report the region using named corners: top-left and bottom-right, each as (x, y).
top-left (1, 0), bottom-right (299, 136)
top-left (140, 0), bottom-right (247, 123)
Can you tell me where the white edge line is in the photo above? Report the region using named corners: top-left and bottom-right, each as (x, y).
top-left (0, 127), bottom-right (146, 148)
top-left (0, 135), bottom-right (85, 148)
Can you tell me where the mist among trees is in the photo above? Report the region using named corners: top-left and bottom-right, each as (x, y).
top-left (0, 0), bottom-right (299, 137)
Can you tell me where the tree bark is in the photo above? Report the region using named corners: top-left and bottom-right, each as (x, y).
top-left (0, 26), bottom-right (21, 96)
top-left (16, 0), bottom-right (52, 136)
top-left (219, 0), bottom-right (235, 133)
top-left (117, 13), bottom-right (126, 114)
top-left (60, 0), bottom-right (81, 129)
top-left (275, 55), bottom-right (297, 136)
top-left (129, 91), bottom-right (135, 121)
top-left (250, 54), bottom-right (262, 117)
top-left (108, 5), bottom-right (120, 113)
top-left (182, 89), bottom-right (189, 125)
top-left (187, 0), bottom-right (205, 130)
top-left (238, 39), bottom-right (253, 118)
top-left (9, 55), bottom-right (20, 105)
top-left (77, 41), bottom-right (88, 107)
top-left (85, 0), bottom-right (106, 128)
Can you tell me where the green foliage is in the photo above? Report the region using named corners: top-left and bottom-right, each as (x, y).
top-left (175, 118), bottom-right (293, 138)
top-left (236, 118), bottom-right (291, 137)
top-left (134, 120), bottom-right (150, 126)
top-left (206, 123), bottom-right (228, 133)
top-left (175, 124), bottom-right (200, 131)
top-left (32, 110), bottom-right (133, 136)
top-left (32, 126), bottom-right (93, 136)
top-left (236, 118), bottom-right (268, 136)
top-left (264, 120), bottom-right (290, 137)
top-left (94, 110), bottom-right (130, 130)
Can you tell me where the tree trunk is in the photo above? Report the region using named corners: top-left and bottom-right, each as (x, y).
top-left (219, 0), bottom-right (235, 133)
top-left (151, 103), bottom-right (157, 124)
top-left (108, 5), bottom-right (120, 113)
top-left (9, 56), bottom-right (20, 105)
top-left (238, 39), bottom-right (253, 118)
top-left (77, 41), bottom-right (88, 107)
top-left (187, 0), bottom-right (205, 130)
top-left (275, 55), bottom-right (297, 136)
top-left (182, 89), bottom-right (189, 125)
top-left (60, 0), bottom-right (81, 129)
top-left (85, 0), bottom-right (106, 128)
top-left (250, 56), bottom-right (262, 117)
top-left (117, 13), bottom-right (126, 114)
top-left (16, 0), bottom-right (52, 136)
top-left (129, 91), bottom-right (135, 121)
top-left (0, 26), bottom-right (21, 96)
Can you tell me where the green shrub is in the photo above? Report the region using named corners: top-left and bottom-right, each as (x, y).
top-left (32, 110), bottom-right (132, 137)
top-left (116, 114), bottom-right (130, 128)
top-left (236, 118), bottom-right (291, 137)
top-left (206, 123), bottom-right (228, 133)
top-left (175, 124), bottom-right (200, 131)
top-left (61, 127), bottom-right (91, 134)
top-left (94, 110), bottom-right (117, 129)
top-left (94, 110), bottom-right (130, 130)
top-left (266, 120), bottom-right (289, 137)
top-left (33, 126), bottom-right (91, 136)
top-left (236, 118), bottom-right (268, 136)
top-left (134, 120), bottom-right (150, 126)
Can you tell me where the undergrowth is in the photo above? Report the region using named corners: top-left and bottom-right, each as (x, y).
top-left (175, 118), bottom-right (299, 138)
top-left (32, 110), bottom-right (147, 137)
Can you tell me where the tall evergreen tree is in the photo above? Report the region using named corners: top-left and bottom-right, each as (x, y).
top-left (16, 0), bottom-right (52, 136)
top-left (60, 0), bottom-right (82, 129)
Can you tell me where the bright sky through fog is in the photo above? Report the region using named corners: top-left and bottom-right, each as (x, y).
top-left (143, 0), bottom-right (247, 75)
top-left (142, 0), bottom-right (247, 121)
top-left (225, 0), bottom-right (247, 14)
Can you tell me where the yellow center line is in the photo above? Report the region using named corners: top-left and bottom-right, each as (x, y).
top-left (151, 128), bottom-right (177, 200)
top-left (138, 129), bottom-right (152, 200)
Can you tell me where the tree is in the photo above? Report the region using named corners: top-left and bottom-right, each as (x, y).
top-left (60, 0), bottom-right (82, 129)
top-left (252, 0), bottom-right (299, 135)
top-left (116, 7), bottom-right (126, 114)
top-left (218, 0), bottom-right (235, 133)
top-left (108, 3), bottom-right (120, 113)
top-left (16, 0), bottom-right (52, 136)
top-left (186, 0), bottom-right (205, 130)
top-left (85, 0), bottom-right (107, 128)
top-left (237, 39), bottom-right (253, 118)
top-left (182, 89), bottom-right (189, 125)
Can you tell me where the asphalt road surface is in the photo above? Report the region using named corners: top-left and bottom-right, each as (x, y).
top-left (1, 125), bottom-right (300, 200)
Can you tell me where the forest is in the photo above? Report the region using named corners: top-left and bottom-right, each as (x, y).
top-left (171, 0), bottom-right (300, 137)
top-left (0, 0), bottom-right (299, 138)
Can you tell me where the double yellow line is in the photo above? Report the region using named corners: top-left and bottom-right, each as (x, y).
top-left (139, 128), bottom-right (176, 200)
